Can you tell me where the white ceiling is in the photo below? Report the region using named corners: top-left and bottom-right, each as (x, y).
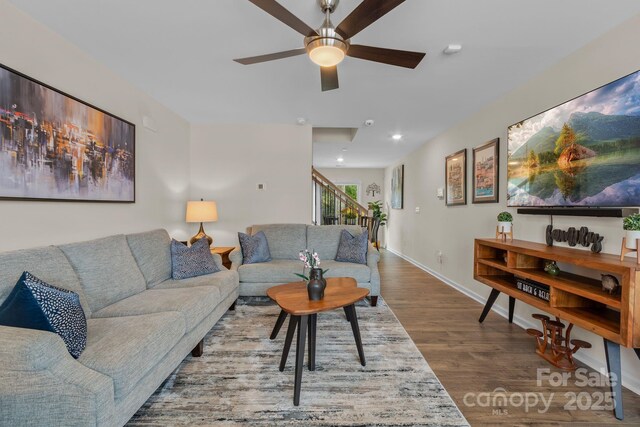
top-left (9, 0), bottom-right (640, 168)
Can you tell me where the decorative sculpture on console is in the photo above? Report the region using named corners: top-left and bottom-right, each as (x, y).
top-left (526, 314), bottom-right (591, 371)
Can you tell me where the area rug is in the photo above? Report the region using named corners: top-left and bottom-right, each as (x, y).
top-left (128, 297), bottom-right (468, 426)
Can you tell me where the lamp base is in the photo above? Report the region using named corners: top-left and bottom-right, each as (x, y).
top-left (190, 223), bottom-right (213, 246)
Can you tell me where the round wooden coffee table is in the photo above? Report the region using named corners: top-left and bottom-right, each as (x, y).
top-left (267, 277), bottom-right (369, 406)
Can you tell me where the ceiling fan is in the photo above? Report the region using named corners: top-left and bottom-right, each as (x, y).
top-left (234, 0), bottom-right (426, 91)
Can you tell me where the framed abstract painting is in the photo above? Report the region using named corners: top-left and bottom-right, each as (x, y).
top-left (391, 164), bottom-right (404, 209)
top-left (472, 138), bottom-right (499, 203)
top-left (0, 64), bottom-right (135, 202)
top-left (445, 149), bottom-right (466, 206)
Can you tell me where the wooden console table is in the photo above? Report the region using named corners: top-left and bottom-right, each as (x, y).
top-left (474, 238), bottom-right (640, 420)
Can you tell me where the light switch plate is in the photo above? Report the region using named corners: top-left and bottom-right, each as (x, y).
top-left (415, 207), bottom-right (420, 213)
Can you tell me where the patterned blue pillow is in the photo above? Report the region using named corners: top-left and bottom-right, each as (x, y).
top-left (0, 271), bottom-right (87, 359)
top-left (335, 229), bottom-right (369, 265)
top-left (238, 231), bottom-right (272, 264)
top-left (170, 238), bottom-right (220, 280)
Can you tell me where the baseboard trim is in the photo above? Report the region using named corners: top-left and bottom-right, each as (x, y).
top-left (385, 247), bottom-right (640, 396)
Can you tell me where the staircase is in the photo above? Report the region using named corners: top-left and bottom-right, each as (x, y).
top-left (312, 167), bottom-right (369, 225)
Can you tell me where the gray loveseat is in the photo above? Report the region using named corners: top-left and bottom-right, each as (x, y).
top-left (230, 224), bottom-right (380, 305)
top-left (0, 229), bottom-right (239, 427)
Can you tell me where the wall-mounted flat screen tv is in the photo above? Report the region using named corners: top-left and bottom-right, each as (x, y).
top-left (507, 70), bottom-right (640, 207)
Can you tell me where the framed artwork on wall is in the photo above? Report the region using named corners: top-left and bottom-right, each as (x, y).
top-left (391, 164), bottom-right (404, 209)
top-left (445, 149), bottom-right (467, 206)
top-left (472, 138), bottom-right (499, 203)
top-left (0, 63), bottom-right (135, 203)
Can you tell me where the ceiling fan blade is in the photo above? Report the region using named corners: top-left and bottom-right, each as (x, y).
top-left (347, 44), bottom-right (425, 69)
top-left (248, 0), bottom-right (318, 37)
top-left (320, 66), bottom-right (339, 92)
top-left (234, 48), bottom-right (306, 65)
top-left (336, 0), bottom-right (406, 39)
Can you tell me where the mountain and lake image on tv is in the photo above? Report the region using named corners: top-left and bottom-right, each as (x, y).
top-left (507, 70), bottom-right (640, 207)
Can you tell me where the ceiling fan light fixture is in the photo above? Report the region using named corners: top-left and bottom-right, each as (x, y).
top-left (306, 38), bottom-right (348, 67)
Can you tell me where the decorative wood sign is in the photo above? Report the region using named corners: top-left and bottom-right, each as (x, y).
top-left (545, 225), bottom-right (603, 253)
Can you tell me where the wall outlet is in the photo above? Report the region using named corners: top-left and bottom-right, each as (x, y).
top-left (415, 206), bottom-right (420, 214)
top-left (257, 183), bottom-right (266, 190)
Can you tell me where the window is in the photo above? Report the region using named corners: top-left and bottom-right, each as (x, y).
top-left (338, 184), bottom-right (359, 202)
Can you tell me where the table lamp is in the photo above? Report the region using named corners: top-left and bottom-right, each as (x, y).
top-left (186, 199), bottom-right (218, 246)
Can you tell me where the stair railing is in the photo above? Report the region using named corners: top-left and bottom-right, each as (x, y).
top-left (312, 167), bottom-right (369, 225)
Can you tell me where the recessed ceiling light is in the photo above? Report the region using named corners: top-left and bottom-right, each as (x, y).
top-left (392, 134), bottom-right (403, 141)
top-left (342, 148), bottom-right (348, 152)
top-left (296, 117), bottom-right (307, 125)
top-left (337, 157), bottom-right (344, 162)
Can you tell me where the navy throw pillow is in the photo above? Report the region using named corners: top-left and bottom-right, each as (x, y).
top-left (170, 238), bottom-right (220, 280)
top-left (238, 231), bottom-right (272, 264)
top-left (335, 229), bottom-right (369, 265)
top-left (0, 272), bottom-right (87, 359)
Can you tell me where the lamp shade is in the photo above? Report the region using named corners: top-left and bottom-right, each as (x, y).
top-left (186, 200), bottom-right (218, 223)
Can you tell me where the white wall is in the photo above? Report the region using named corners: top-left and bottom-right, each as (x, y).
top-left (190, 123), bottom-right (312, 246)
top-left (385, 14), bottom-right (640, 394)
top-left (0, 1), bottom-right (192, 250)
top-left (316, 167), bottom-right (385, 207)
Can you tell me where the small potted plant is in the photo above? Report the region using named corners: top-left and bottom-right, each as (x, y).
top-left (623, 213), bottom-right (640, 250)
top-left (341, 206), bottom-right (358, 225)
top-left (497, 211), bottom-right (513, 233)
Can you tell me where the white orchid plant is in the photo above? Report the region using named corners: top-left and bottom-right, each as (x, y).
top-left (295, 249), bottom-right (329, 281)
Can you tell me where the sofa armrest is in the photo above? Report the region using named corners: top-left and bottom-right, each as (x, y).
top-left (211, 253), bottom-right (225, 270)
top-left (229, 247), bottom-right (242, 270)
top-left (0, 325), bottom-right (69, 371)
top-left (367, 242), bottom-right (380, 265)
top-left (367, 243), bottom-right (381, 297)
top-left (0, 326), bottom-right (115, 426)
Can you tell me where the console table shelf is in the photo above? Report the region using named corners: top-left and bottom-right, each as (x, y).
top-left (474, 238), bottom-right (640, 420)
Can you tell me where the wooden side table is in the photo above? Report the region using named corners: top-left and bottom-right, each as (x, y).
top-left (210, 246), bottom-right (235, 270)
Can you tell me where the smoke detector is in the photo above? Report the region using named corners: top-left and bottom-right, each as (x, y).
top-left (443, 44), bottom-right (462, 55)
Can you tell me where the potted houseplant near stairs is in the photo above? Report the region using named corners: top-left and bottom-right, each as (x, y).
top-left (368, 201), bottom-right (387, 249)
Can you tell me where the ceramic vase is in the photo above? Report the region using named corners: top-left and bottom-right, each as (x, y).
top-left (625, 230), bottom-right (640, 250)
top-left (498, 221), bottom-right (512, 233)
top-left (307, 268), bottom-right (326, 301)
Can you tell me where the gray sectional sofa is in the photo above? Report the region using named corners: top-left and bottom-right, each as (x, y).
top-left (0, 229), bottom-right (239, 427)
top-left (230, 224), bottom-right (380, 305)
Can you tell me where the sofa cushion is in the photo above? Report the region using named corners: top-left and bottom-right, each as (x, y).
top-left (0, 272), bottom-right (87, 359)
top-left (155, 270), bottom-right (238, 300)
top-left (319, 260), bottom-right (371, 283)
top-left (126, 229), bottom-right (172, 288)
top-left (249, 224), bottom-right (307, 260)
top-left (306, 225), bottom-right (364, 260)
top-left (170, 238), bottom-right (220, 280)
top-left (0, 246), bottom-right (90, 316)
top-left (59, 235), bottom-right (147, 313)
top-left (237, 259), bottom-right (302, 283)
top-left (92, 287), bottom-right (220, 331)
top-left (335, 229), bottom-right (369, 264)
top-left (238, 231), bottom-right (271, 264)
top-left (79, 312), bottom-right (185, 399)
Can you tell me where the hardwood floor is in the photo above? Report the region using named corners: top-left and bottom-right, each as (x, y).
top-left (378, 249), bottom-right (640, 426)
